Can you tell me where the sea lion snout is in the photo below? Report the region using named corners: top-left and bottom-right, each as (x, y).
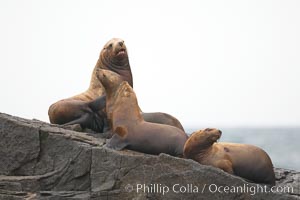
top-left (204, 128), bottom-right (222, 135)
top-left (109, 38), bottom-right (127, 55)
top-left (102, 38), bottom-right (127, 56)
top-left (201, 128), bottom-right (222, 142)
top-left (118, 41), bottom-right (124, 47)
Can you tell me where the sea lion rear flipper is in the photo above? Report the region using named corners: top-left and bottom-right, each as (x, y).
top-left (63, 113), bottom-right (91, 126)
top-left (106, 133), bottom-right (128, 150)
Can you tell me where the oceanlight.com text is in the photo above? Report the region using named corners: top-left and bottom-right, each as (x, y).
top-left (124, 183), bottom-right (294, 196)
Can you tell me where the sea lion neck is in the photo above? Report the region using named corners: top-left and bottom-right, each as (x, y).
top-left (184, 132), bottom-right (215, 159)
top-left (95, 55), bottom-right (133, 87)
top-left (194, 145), bottom-right (214, 161)
top-left (111, 83), bottom-right (142, 126)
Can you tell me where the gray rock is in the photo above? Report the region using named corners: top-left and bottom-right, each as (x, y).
top-left (275, 167), bottom-right (300, 197)
top-left (0, 112), bottom-right (299, 200)
top-left (0, 114), bottom-right (40, 176)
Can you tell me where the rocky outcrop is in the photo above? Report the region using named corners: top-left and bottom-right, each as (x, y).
top-left (0, 113), bottom-right (299, 200)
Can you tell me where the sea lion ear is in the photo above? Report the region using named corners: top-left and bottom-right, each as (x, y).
top-left (114, 126), bottom-right (128, 138)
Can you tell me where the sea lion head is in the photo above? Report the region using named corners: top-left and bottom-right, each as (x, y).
top-left (96, 38), bottom-right (133, 87)
top-left (191, 128), bottom-right (222, 146)
top-left (97, 69), bottom-right (124, 94)
top-left (184, 128), bottom-right (222, 158)
top-left (100, 38), bottom-right (129, 68)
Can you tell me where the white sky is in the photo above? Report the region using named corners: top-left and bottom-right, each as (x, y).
top-left (0, 0), bottom-right (299, 128)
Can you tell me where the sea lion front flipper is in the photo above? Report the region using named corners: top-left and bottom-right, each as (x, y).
top-left (63, 112), bottom-right (106, 133)
top-left (106, 132), bottom-right (128, 150)
top-left (216, 160), bottom-right (234, 174)
top-left (114, 126), bottom-right (128, 138)
top-left (88, 95), bottom-right (106, 112)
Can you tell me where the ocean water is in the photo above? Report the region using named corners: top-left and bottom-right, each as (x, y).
top-left (186, 127), bottom-right (300, 171)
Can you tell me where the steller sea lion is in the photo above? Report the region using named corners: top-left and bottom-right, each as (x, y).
top-left (48, 38), bottom-right (132, 132)
top-left (96, 69), bottom-right (185, 131)
top-left (102, 80), bottom-right (188, 156)
top-left (48, 38), bottom-right (184, 133)
top-left (183, 128), bottom-right (276, 185)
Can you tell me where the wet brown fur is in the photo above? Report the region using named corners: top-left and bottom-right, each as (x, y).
top-left (97, 69), bottom-right (185, 131)
top-left (184, 128), bottom-right (276, 185)
top-left (102, 80), bottom-right (188, 156)
top-left (48, 38), bottom-right (185, 133)
top-left (48, 38), bottom-right (131, 131)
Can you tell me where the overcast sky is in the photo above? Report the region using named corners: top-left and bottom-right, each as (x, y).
top-left (0, 0), bottom-right (299, 128)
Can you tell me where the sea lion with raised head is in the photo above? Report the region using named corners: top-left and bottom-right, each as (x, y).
top-left (48, 38), bottom-right (133, 132)
top-left (101, 80), bottom-right (188, 156)
top-left (48, 38), bottom-right (185, 133)
top-left (183, 128), bottom-right (276, 185)
top-left (96, 69), bottom-right (185, 131)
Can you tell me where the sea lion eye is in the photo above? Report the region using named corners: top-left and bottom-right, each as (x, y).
top-left (104, 43), bottom-right (113, 50)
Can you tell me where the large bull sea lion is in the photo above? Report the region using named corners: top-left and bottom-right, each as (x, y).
top-left (48, 38), bottom-right (184, 133)
top-left (48, 38), bottom-right (131, 132)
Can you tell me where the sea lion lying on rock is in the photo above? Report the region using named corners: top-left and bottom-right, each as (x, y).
top-left (183, 128), bottom-right (276, 185)
top-left (100, 79), bottom-right (188, 156)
